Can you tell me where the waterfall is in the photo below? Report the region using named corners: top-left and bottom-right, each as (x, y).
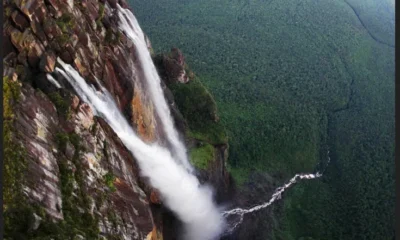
top-left (56, 59), bottom-right (225, 240)
top-left (114, 6), bottom-right (332, 235)
top-left (56, 5), bottom-right (332, 238)
top-left (222, 152), bottom-right (331, 234)
top-left (116, 5), bottom-right (193, 173)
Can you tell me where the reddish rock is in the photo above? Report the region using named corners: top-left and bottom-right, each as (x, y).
top-left (2, 1), bottom-right (229, 238)
top-left (10, 28), bottom-right (44, 59)
top-left (10, 28), bottom-right (31, 52)
top-left (9, 28), bottom-right (44, 67)
top-left (2, 0), bottom-right (186, 238)
top-left (14, 84), bottom-right (63, 220)
top-left (71, 34), bottom-right (79, 47)
top-left (85, 0), bottom-right (100, 22)
top-left (71, 95), bottom-right (80, 110)
top-left (46, 0), bottom-right (63, 17)
top-left (27, 43), bottom-right (45, 67)
top-left (18, 0), bottom-right (48, 23)
top-left (150, 190), bottom-right (162, 205)
top-left (92, 61), bottom-right (104, 81)
top-left (12, 83), bottom-right (157, 238)
top-left (73, 56), bottom-right (89, 77)
top-left (109, 58), bottom-right (134, 111)
top-left (76, 103), bottom-right (94, 130)
top-left (39, 51), bottom-right (56, 73)
top-left (43, 19), bottom-right (63, 40)
top-left (103, 60), bottom-right (116, 96)
top-left (30, 20), bottom-right (48, 46)
top-left (11, 10), bottom-right (29, 30)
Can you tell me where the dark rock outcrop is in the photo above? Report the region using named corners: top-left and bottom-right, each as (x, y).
top-left (153, 48), bottom-right (191, 84)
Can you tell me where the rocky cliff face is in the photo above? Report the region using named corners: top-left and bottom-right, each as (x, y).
top-left (3, 0), bottom-right (230, 239)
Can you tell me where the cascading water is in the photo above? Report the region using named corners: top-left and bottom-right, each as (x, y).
top-left (116, 5), bottom-right (193, 173)
top-left (221, 152), bottom-right (331, 235)
top-left (113, 5), bottom-right (330, 236)
top-left (114, 5), bottom-right (332, 236)
top-left (56, 5), bottom-right (331, 238)
top-left (56, 59), bottom-right (225, 240)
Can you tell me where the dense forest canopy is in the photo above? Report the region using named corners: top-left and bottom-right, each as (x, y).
top-left (129, 0), bottom-right (395, 239)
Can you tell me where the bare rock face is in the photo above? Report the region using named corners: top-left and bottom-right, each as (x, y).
top-left (153, 48), bottom-right (190, 84)
top-left (9, 81), bottom-right (155, 239)
top-left (43, 18), bottom-right (63, 40)
top-left (15, 85), bottom-right (64, 221)
top-left (3, 0), bottom-right (230, 239)
top-left (39, 51), bottom-right (56, 73)
top-left (18, 0), bottom-right (48, 23)
top-left (150, 190), bottom-right (162, 205)
top-left (3, 0), bottom-right (162, 239)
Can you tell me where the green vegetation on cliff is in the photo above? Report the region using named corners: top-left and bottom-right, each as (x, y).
top-left (189, 143), bottom-right (215, 170)
top-left (131, 0), bottom-right (394, 238)
top-left (3, 76), bottom-right (32, 239)
top-left (48, 92), bottom-right (71, 118)
top-left (3, 80), bottom-right (104, 239)
top-left (169, 78), bottom-right (227, 145)
top-left (3, 76), bottom-right (25, 209)
top-left (168, 76), bottom-right (227, 169)
top-left (156, 51), bottom-right (228, 169)
top-left (54, 132), bottom-right (101, 239)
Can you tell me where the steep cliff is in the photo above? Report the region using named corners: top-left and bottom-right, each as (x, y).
top-left (3, 0), bottom-right (230, 239)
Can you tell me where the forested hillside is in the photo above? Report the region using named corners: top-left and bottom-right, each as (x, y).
top-left (129, 0), bottom-right (395, 238)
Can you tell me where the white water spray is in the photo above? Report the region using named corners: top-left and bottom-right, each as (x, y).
top-left (56, 59), bottom-right (225, 240)
top-left (222, 153), bottom-right (331, 234)
top-left (56, 5), bottom-right (332, 237)
top-left (117, 5), bottom-right (193, 173)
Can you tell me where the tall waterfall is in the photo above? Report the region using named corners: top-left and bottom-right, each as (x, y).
top-left (113, 6), bottom-right (331, 236)
top-left (56, 5), bottom-right (332, 238)
top-left (56, 59), bottom-right (225, 240)
top-left (117, 5), bottom-right (193, 173)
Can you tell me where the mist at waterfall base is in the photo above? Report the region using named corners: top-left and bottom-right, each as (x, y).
top-left (56, 59), bottom-right (226, 240)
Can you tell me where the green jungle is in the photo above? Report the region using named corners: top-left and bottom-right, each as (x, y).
top-left (130, 0), bottom-right (394, 239)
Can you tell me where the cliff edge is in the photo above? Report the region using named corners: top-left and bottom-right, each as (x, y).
top-left (3, 0), bottom-right (230, 239)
